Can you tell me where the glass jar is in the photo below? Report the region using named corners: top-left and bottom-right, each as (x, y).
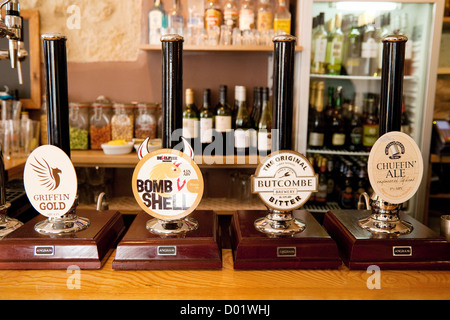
top-left (90, 97), bottom-right (112, 149)
top-left (135, 103), bottom-right (157, 139)
top-left (69, 102), bottom-right (90, 149)
top-left (111, 103), bottom-right (134, 141)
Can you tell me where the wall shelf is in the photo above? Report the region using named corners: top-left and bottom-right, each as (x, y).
top-left (70, 150), bottom-right (262, 168)
top-left (139, 44), bottom-right (303, 52)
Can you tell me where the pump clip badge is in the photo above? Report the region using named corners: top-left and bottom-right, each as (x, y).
top-left (252, 150), bottom-right (318, 211)
top-left (23, 145), bottom-right (78, 218)
top-left (132, 137), bottom-right (204, 221)
top-left (368, 131), bottom-right (424, 204)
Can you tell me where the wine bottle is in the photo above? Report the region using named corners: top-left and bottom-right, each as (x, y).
top-left (348, 104), bottom-right (363, 151)
top-left (311, 12), bottom-right (327, 74)
top-left (215, 85), bottom-right (233, 155)
top-left (345, 15), bottom-right (362, 76)
top-left (326, 13), bottom-right (344, 75)
top-left (234, 86), bottom-right (252, 155)
top-left (308, 81), bottom-right (325, 149)
top-left (257, 87), bottom-right (272, 156)
top-left (362, 97), bottom-right (379, 151)
top-left (329, 86), bottom-right (346, 150)
top-left (182, 88), bottom-right (200, 152)
top-left (251, 86), bottom-right (262, 126)
top-left (200, 88), bottom-right (214, 154)
top-left (361, 18), bottom-right (378, 77)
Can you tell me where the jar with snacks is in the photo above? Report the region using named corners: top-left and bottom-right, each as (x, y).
top-left (69, 102), bottom-right (90, 149)
top-left (90, 96), bottom-right (112, 149)
top-left (111, 103), bottom-right (134, 141)
top-left (135, 103), bottom-right (157, 139)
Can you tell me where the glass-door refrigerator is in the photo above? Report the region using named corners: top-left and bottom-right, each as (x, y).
top-left (294, 0), bottom-right (444, 222)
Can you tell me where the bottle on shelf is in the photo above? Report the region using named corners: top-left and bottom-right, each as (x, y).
top-left (215, 85), bottom-right (234, 155)
top-left (307, 80), bottom-right (325, 149)
top-left (182, 88), bottom-right (200, 151)
top-left (361, 96), bottom-right (379, 151)
top-left (187, 0), bottom-right (205, 32)
top-left (223, 0), bottom-right (239, 29)
top-left (348, 103), bottom-right (363, 151)
top-left (360, 17), bottom-right (378, 77)
top-left (326, 156), bottom-right (336, 202)
top-left (375, 13), bottom-right (390, 76)
top-left (257, 87), bottom-right (272, 156)
top-left (315, 157), bottom-right (328, 205)
top-left (344, 15), bottom-right (362, 76)
top-left (340, 165), bottom-right (354, 209)
top-left (328, 86), bottom-right (346, 150)
top-left (205, 0), bottom-right (223, 29)
top-left (239, 0), bottom-right (256, 31)
top-left (325, 13), bottom-right (344, 75)
top-left (256, 0), bottom-right (274, 33)
top-left (311, 12), bottom-right (327, 74)
top-left (234, 86), bottom-right (253, 155)
top-left (200, 88), bottom-right (214, 153)
top-left (324, 85), bottom-right (334, 127)
top-left (148, 0), bottom-right (167, 45)
top-left (251, 86), bottom-right (262, 127)
top-left (168, 0), bottom-right (184, 33)
top-left (273, 0), bottom-right (291, 35)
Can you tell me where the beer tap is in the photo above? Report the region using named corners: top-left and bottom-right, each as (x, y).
top-left (0, 0), bottom-right (27, 84)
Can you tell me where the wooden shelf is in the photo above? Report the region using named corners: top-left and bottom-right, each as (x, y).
top-left (70, 150), bottom-right (262, 168)
top-left (438, 67), bottom-right (450, 75)
top-left (140, 44), bottom-right (303, 52)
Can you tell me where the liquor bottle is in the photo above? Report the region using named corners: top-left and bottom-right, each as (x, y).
top-left (325, 13), bottom-right (344, 75)
top-left (257, 87), bottom-right (272, 156)
top-left (148, 0), bottom-right (167, 45)
top-left (182, 88), bottom-right (200, 150)
top-left (308, 80), bottom-right (325, 149)
top-left (200, 88), bottom-right (214, 153)
top-left (348, 104), bottom-right (363, 151)
top-left (311, 12), bottom-right (327, 74)
top-left (256, 0), bottom-right (273, 33)
top-left (273, 0), bottom-right (291, 35)
top-left (223, 0), bottom-right (239, 29)
top-left (362, 97), bottom-right (379, 151)
top-left (205, 0), bottom-right (223, 29)
top-left (234, 86), bottom-right (252, 155)
top-left (187, 0), bottom-right (205, 31)
top-left (360, 18), bottom-right (378, 76)
top-left (315, 157), bottom-right (328, 205)
top-left (168, 0), bottom-right (184, 32)
top-left (215, 85), bottom-right (233, 155)
top-left (329, 86), bottom-right (346, 150)
top-left (354, 163), bottom-right (368, 208)
top-left (239, 0), bottom-right (255, 31)
top-left (345, 15), bottom-right (361, 76)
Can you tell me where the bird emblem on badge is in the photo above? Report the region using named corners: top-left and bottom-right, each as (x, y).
top-left (30, 157), bottom-right (62, 191)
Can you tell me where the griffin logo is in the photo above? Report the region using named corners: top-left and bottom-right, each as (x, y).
top-left (30, 157), bottom-right (62, 191)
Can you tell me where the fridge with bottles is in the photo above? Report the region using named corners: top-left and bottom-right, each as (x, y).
top-left (293, 0), bottom-right (444, 222)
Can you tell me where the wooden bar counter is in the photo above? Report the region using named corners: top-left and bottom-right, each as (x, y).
top-left (0, 249), bottom-right (449, 300)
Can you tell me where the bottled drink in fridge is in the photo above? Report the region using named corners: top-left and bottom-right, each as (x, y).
top-left (360, 18), bottom-right (378, 76)
top-left (311, 12), bottom-right (327, 74)
top-left (308, 81), bottom-right (325, 149)
top-left (344, 15), bottom-right (361, 76)
top-left (326, 13), bottom-right (344, 75)
top-left (329, 86), bottom-right (346, 150)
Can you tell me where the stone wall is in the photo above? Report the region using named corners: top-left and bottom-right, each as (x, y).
top-left (20, 0), bottom-right (142, 62)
